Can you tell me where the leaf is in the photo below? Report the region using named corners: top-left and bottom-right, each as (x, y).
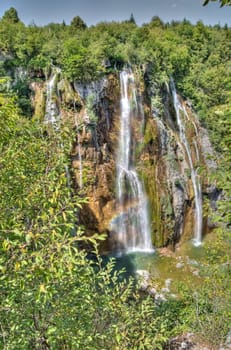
top-left (47, 326), bottom-right (57, 335)
top-left (39, 284), bottom-right (47, 293)
top-left (14, 262), bottom-right (21, 271)
top-left (14, 228), bottom-right (23, 237)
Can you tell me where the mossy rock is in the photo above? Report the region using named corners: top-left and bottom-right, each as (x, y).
top-left (32, 84), bottom-right (46, 120)
top-left (141, 165), bottom-right (164, 247)
top-left (143, 119), bottom-right (158, 147)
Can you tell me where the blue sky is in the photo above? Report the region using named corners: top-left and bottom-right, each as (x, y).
top-left (0, 0), bottom-right (230, 26)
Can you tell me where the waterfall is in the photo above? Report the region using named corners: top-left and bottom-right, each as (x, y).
top-left (171, 79), bottom-right (203, 246)
top-left (45, 70), bottom-right (60, 124)
top-left (112, 71), bottom-right (153, 254)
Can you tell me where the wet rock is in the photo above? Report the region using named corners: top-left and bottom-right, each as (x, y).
top-left (176, 262), bottom-right (184, 269)
top-left (164, 333), bottom-right (210, 350)
top-left (136, 269), bottom-right (150, 291)
top-left (149, 287), bottom-right (157, 296)
top-left (165, 278), bottom-right (172, 288)
top-left (136, 269), bottom-right (169, 301)
top-left (155, 293), bottom-right (167, 302)
top-left (192, 270), bottom-right (199, 276)
top-left (199, 127), bottom-right (217, 171)
top-left (30, 81), bottom-right (46, 119)
top-left (74, 78), bottom-right (108, 102)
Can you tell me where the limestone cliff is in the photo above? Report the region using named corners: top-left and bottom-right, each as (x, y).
top-left (31, 69), bottom-right (217, 250)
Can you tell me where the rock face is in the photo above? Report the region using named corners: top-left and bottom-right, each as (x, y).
top-left (142, 76), bottom-right (216, 247)
top-left (72, 74), bottom-right (120, 249)
top-left (32, 69), bottom-right (217, 250)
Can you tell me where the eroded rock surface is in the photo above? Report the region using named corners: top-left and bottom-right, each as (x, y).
top-left (33, 69), bottom-right (217, 250)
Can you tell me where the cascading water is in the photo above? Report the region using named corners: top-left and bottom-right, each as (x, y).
top-left (171, 79), bottom-right (203, 246)
top-left (111, 71), bottom-right (153, 254)
top-left (45, 70), bottom-right (60, 124)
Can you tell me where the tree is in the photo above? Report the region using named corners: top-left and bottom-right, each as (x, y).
top-left (129, 13), bottom-right (136, 25)
top-left (150, 16), bottom-right (164, 27)
top-left (70, 15), bottom-right (87, 30)
top-left (2, 7), bottom-right (20, 23)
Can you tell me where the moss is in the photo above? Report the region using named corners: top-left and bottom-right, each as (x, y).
top-left (139, 118), bottom-right (176, 247)
top-left (174, 178), bottom-right (184, 190)
top-left (143, 119), bottom-right (157, 146)
top-left (161, 195), bottom-right (173, 217)
top-left (58, 79), bottom-right (81, 109)
top-left (140, 164), bottom-right (165, 247)
top-left (33, 85), bottom-right (46, 120)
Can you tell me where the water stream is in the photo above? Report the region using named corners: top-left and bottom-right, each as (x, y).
top-left (111, 71), bottom-right (153, 254)
top-left (171, 79), bottom-right (203, 246)
top-left (45, 70), bottom-right (60, 124)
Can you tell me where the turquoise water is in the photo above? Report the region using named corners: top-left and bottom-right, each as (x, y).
top-left (103, 240), bottom-right (209, 292)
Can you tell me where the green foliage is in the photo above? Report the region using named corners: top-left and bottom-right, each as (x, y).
top-left (61, 38), bottom-right (104, 81)
top-left (1, 6), bottom-right (229, 86)
top-left (0, 93), bottom-right (173, 349)
top-left (176, 233), bottom-right (231, 347)
top-left (86, 94), bottom-right (98, 124)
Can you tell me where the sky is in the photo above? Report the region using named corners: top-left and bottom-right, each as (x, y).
top-left (0, 0), bottom-right (230, 27)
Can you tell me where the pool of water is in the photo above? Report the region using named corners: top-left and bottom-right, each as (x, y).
top-left (103, 239), bottom-right (210, 294)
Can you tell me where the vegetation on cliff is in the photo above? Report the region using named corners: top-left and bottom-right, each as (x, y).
top-left (0, 8), bottom-right (230, 349)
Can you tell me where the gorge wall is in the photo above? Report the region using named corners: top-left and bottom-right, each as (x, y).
top-left (31, 68), bottom-right (217, 250)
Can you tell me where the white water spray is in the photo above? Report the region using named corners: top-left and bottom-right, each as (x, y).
top-left (112, 71), bottom-right (154, 254)
top-left (45, 70), bottom-right (60, 124)
top-left (171, 79), bottom-right (203, 246)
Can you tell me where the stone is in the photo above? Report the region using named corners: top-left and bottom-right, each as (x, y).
top-left (149, 287), bottom-right (156, 296)
top-left (136, 269), bottom-right (151, 291)
top-left (176, 262), bottom-right (184, 269)
top-left (155, 293), bottom-right (167, 302)
top-left (165, 278), bottom-right (172, 287)
top-left (192, 270), bottom-right (199, 276)
top-left (225, 331), bottom-right (231, 349)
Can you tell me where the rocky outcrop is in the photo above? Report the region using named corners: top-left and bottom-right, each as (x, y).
top-left (30, 81), bottom-right (46, 120)
top-left (71, 74), bottom-right (120, 248)
top-left (164, 334), bottom-right (211, 350)
top-left (141, 77), bottom-right (217, 246)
